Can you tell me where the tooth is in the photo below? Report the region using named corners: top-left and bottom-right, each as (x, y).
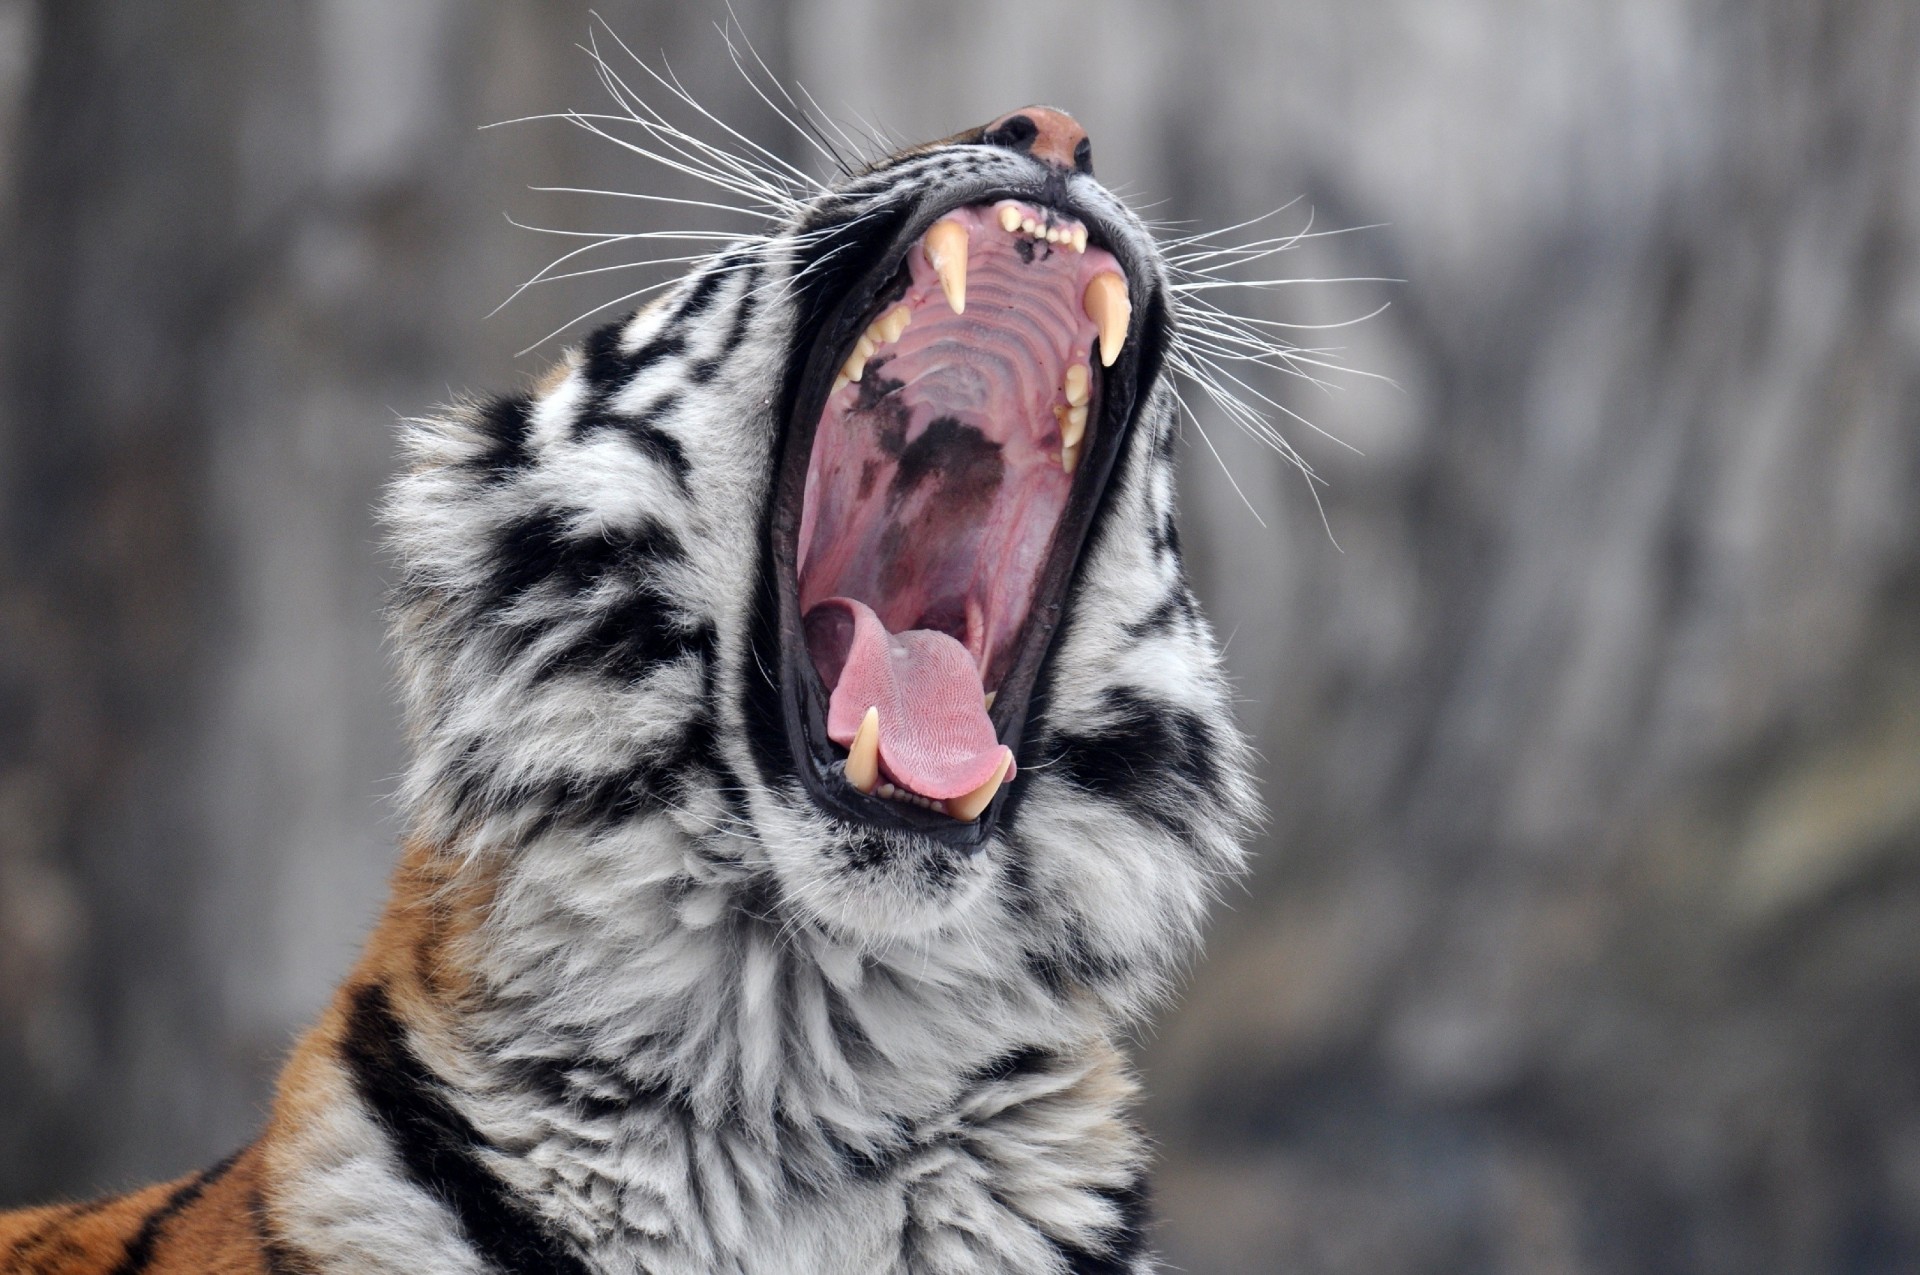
top-left (842, 352), bottom-right (867, 383)
top-left (846, 707), bottom-right (880, 794)
top-left (880, 303), bottom-right (912, 343)
top-left (945, 748), bottom-right (1013, 822)
top-left (1062, 404), bottom-right (1088, 451)
top-left (1062, 439), bottom-right (1081, 475)
top-left (878, 782), bottom-right (897, 799)
top-left (832, 373), bottom-right (850, 397)
top-left (1021, 217), bottom-right (1038, 236)
top-left (1070, 225), bottom-right (1087, 254)
top-left (1046, 227), bottom-right (1062, 243)
top-left (1064, 363), bottom-right (1089, 407)
top-left (1083, 272), bottom-right (1130, 368)
top-left (925, 220), bottom-right (968, 314)
top-left (983, 691), bottom-right (997, 711)
top-left (999, 205), bottom-right (1022, 233)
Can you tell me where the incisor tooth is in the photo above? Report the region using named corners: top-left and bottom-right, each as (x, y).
top-left (1064, 363), bottom-right (1089, 407)
top-left (999, 205), bottom-right (1022, 233)
top-left (1070, 225), bottom-right (1088, 253)
top-left (925, 220), bottom-right (968, 314)
top-left (846, 706), bottom-right (880, 794)
top-left (1062, 439), bottom-right (1081, 475)
top-left (1083, 272), bottom-right (1130, 368)
top-left (1021, 217), bottom-right (1038, 236)
top-left (945, 748), bottom-right (1013, 822)
top-left (1062, 403), bottom-right (1088, 450)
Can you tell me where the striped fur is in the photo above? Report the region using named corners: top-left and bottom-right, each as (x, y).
top-left (1, 123), bottom-right (1256, 1274)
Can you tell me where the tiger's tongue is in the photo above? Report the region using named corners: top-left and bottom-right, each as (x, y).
top-left (817, 597), bottom-right (1011, 800)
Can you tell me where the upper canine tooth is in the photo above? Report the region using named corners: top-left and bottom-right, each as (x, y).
top-left (925, 220), bottom-right (968, 314)
top-left (999, 205), bottom-right (1022, 233)
top-left (1064, 363), bottom-right (1089, 407)
top-left (1083, 272), bottom-right (1130, 368)
top-left (945, 747), bottom-right (1012, 822)
top-left (846, 706), bottom-right (880, 795)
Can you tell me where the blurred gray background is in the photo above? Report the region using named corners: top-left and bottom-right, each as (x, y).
top-left (3, 2), bottom-right (1918, 1271)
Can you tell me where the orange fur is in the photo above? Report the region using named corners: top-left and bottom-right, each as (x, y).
top-left (0, 841), bottom-right (487, 1273)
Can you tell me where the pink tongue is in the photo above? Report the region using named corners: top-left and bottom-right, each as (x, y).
top-left (820, 598), bottom-right (1012, 800)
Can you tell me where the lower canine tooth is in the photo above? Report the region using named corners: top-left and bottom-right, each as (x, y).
top-left (846, 706), bottom-right (880, 795)
top-left (1084, 272), bottom-right (1130, 368)
top-left (945, 748), bottom-right (1013, 822)
top-left (924, 220), bottom-right (968, 314)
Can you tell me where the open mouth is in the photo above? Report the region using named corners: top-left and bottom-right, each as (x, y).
top-left (772, 196), bottom-right (1142, 843)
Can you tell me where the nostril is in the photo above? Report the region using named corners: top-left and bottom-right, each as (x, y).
top-left (980, 105), bottom-right (1093, 177)
top-left (983, 114), bottom-right (1038, 152)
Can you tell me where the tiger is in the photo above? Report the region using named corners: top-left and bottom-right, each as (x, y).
top-left (0, 98), bottom-right (1260, 1274)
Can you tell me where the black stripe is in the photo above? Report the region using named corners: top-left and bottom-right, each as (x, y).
top-left (467, 392), bottom-right (535, 484)
top-left (481, 511), bottom-right (685, 618)
top-left (1053, 1178), bottom-right (1152, 1274)
top-left (341, 983), bottom-right (592, 1275)
top-left (4, 1200), bottom-right (92, 1271)
top-left (572, 322), bottom-right (695, 493)
top-left (1044, 689), bottom-right (1221, 822)
top-left (104, 1149), bottom-right (242, 1275)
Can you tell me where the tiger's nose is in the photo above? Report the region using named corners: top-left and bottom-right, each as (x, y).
top-left (980, 106), bottom-right (1093, 176)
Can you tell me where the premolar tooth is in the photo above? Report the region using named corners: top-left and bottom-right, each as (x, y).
top-left (999, 205), bottom-right (1022, 233)
top-left (924, 220), bottom-right (968, 314)
top-left (1064, 363), bottom-right (1089, 407)
top-left (1061, 403), bottom-right (1088, 450)
top-left (879, 303), bottom-right (912, 343)
top-left (1083, 272), bottom-right (1130, 368)
top-left (945, 748), bottom-right (1013, 822)
top-left (1062, 439), bottom-right (1081, 475)
top-left (846, 706), bottom-right (880, 794)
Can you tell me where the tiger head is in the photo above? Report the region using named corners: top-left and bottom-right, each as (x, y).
top-left (387, 105), bottom-right (1258, 1024)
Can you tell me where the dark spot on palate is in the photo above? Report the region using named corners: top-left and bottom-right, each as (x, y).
top-left (1014, 238), bottom-right (1037, 265)
top-left (887, 416), bottom-right (1004, 511)
top-left (857, 459), bottom-right (881, 500)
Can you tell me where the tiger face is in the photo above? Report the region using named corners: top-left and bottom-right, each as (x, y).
top-left (388, 104), bottom-right (1255, 1009)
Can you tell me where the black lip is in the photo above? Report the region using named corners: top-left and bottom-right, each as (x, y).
top-left (767, 178), bottom-right (1164, 848)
